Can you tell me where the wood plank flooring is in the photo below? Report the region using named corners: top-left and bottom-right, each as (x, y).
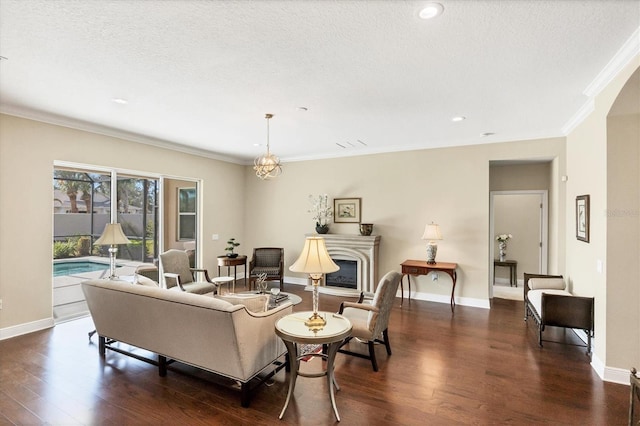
top-left (0, 283), bottom-right (629, 425)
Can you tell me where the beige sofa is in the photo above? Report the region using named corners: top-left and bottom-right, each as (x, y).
top-left (81, 279), bottom-right (293, 406)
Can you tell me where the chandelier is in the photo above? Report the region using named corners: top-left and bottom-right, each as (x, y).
top-left (254, 113), bottom-right (282, 180)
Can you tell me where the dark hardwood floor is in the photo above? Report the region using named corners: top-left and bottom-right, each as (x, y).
top-left (0, 283), bottom-right (629, 425)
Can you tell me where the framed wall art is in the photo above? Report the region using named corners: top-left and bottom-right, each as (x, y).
top-left (334, 197), bottom-right (361, 223)
top-left (576, 194), bottom-right (590, 243)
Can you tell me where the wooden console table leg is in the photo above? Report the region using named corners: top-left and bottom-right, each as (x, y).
top-left (400, 274), bottom-right (411, 306)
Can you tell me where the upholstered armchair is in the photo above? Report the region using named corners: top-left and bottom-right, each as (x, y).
top-left (249, 247), bottom-right (284, 291)
top-left (337, 271), bottom-right (403, 371)
top-left (159, 249), bottom-right (216, 294)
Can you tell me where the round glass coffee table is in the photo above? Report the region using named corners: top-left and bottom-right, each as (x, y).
top-left (238, 291), bottom-right (302, 308)
top-left (275, 311), bottom-right (352, 421)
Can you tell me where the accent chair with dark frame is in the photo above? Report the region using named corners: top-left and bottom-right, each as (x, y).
top-left (249, 247), bottom-right (284, 291)
top-left (335, 271), bottom-right (403, 371)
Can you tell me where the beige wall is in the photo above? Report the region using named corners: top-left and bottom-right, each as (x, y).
top-left (490, 163), bottom-right (551, 191)
top-left (243, 138), bottom-right (565, 307)
top-left (0, 114), bottom-right (245, 332)
top-left (566, 57), bottom-right (640, 373)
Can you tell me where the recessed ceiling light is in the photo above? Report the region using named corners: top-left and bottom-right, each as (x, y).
top-left (419, 3), bottom-right (444, 19)
top-left (451, 116), bottom-right (466, 122)
top-left (111, 98), bottom-right (128, 105)
top-left (481, 132), bottom-right (495, 137)
top-left (0, 56), bottom-right (8, 61)
top-left (297, 106), bottom-right (308, 111)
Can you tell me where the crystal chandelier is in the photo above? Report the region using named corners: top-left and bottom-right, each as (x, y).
top-left (254, 113), bottom-right (282, 180)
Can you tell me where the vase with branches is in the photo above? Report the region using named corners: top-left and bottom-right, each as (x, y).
top-left (308, 194), bottom-right (333, 234)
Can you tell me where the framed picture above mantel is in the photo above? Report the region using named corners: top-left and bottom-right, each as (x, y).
top-left (334, 198), bottom-right (361, 223)
top-left (576, 194), bottom-right (590, 243)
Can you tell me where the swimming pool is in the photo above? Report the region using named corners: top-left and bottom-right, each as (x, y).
top-left (53, 261), bottom-right (109, 277)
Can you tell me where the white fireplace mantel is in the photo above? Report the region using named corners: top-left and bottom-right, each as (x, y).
top-left (306, 233), bottom-right (381, 296)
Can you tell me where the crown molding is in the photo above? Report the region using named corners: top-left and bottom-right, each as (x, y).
top-left (561, 26), bottom-right (639, 136)
top-left (584, 27), bottom-right (640, 98)
top-left (0, 105), bottom-right (246, 165)
top-left (561, 99), bottom-right (595, 135)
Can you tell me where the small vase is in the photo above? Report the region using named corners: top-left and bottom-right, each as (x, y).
top-left (227, 253), bottom-right (239, 258)
top-left (359, 223), bottom-right (373, 236)
top-left (315, 224), bottom-right (329, 234)
top-left (498, 242), bottom-right (507, 261)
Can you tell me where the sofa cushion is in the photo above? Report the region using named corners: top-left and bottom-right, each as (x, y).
top-left (528, 277), bottom-right (566, 290)
top-left (135, 274), bottom-right (159, 287)
top-left (217, 294), bottom-right (269, 313)
top-left (527, 289), bottom-right (572, 314)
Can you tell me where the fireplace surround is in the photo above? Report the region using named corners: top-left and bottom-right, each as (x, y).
top-left (305, 233), bottom-right (380, 296)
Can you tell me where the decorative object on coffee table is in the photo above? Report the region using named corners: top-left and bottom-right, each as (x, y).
top-left (422, 222), bottom-right (442, 264)
top-left (225, 237), bottom-right (240, 258)
top-left (359, 223), bottom-right (373, 236)
top-left (289, 236), bottom-right (339, 331)
top-left (308, 194), bottom-right (332, 234)
top-left (255, 272), bottom-right (268, 294)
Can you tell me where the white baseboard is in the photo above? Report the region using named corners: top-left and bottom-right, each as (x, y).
top-left (0, 317), bottom-right (54, 341)
top-left (591, 353), bottom-right (631, 385)
top-left (400, 290), bottom-right (491, 309)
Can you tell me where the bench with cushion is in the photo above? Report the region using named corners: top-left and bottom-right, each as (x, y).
top-left (524, 273), bottom-right (594, 354)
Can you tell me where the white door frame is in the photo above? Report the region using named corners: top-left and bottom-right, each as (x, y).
top-left (489, 190), bottom-right (548, 297)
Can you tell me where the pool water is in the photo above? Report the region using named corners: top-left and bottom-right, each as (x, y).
top-left (53, 261), bottom-right (109, 277)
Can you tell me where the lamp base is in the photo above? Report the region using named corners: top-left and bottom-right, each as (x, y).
top-left (426, 242), bottom-right (438, 265)
top-left (305, 312), bottom-right (326, 332)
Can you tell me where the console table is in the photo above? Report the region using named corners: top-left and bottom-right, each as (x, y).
top-left (494, 259), bottom-right (517, 287)
top-left (400, 260), bottom-right (458, 311)
top-left (217, 255), bottom-right (247, 289)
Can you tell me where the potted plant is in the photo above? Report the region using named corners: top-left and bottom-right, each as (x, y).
top-left (225, 238), bottom-right (240, 258)
top-left (308, 194), bottom-right (333, 234)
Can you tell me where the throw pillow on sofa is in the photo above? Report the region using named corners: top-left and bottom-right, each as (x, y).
top-left (135, 274), bottom-right (159, 287)
top-left (217, 294), bottom-right (269, 313)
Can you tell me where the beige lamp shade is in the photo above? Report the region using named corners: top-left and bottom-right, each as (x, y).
top-left (289, 236), bottom-right (339, 275)
top-left (94, 223), bottom-right (131, 245)
top-left (421, 223), bottom-right (443, 241)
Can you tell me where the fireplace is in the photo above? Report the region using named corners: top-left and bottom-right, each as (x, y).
top-left (325, 260), bottom-right (357, 289)
top-left (305, 233), bottom-right (380, 296)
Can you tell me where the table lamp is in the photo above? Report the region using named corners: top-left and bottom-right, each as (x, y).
top-left (422, 222), bottom-right (442, 264)
top-left (94, 223), bottom-right (131, 279)
top-left (289, 236), bottom-right (339, 331)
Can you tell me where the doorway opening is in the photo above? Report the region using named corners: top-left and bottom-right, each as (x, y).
top-left (489, 190), bottom-right (548, 300)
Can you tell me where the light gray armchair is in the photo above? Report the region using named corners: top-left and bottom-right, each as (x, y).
top-left (159, 249), bottom-right (216, 294)
top-left (337, 271), bottom-right (403, 371)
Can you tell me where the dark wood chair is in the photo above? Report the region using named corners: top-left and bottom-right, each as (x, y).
top-left (249, 247), bottom-right (284, 291)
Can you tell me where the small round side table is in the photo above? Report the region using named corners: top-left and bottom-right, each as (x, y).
top-left (275, 311), bottom-right (352, 421)
top-left (217, 255), bottom-right (247, 290)
top-left (211, 276), bottom-right (234, 294)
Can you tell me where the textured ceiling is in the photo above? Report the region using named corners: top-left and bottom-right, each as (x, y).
top-left (0, 0), bottom-right (639, 164)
